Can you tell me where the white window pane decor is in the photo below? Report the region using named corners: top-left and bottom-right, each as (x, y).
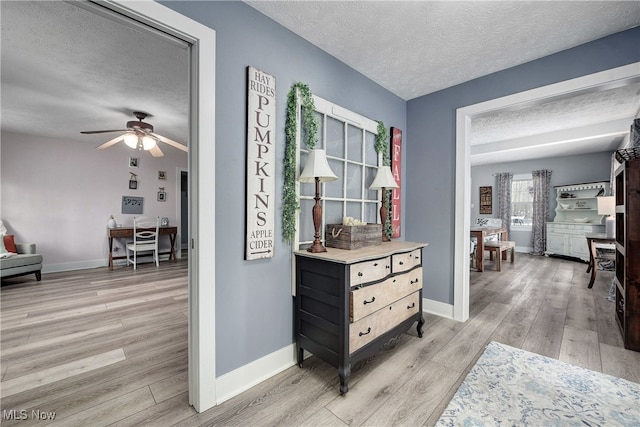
top-left (296, 95), bottom-right (381, 251)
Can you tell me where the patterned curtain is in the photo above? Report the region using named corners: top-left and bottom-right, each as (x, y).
top-left (496, 172), bottom-right (513, 238)
top-left (531, 169), bottom-right (552, 255)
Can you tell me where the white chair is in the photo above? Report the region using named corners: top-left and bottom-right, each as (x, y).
top-left (126, 216), bottom-right (159, 270)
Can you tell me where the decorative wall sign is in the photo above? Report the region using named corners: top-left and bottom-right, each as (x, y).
top-left (390, 127), bottom-right (402, 238)
top-left (480, 186), bottom-right (493, 214)
top-left (129, 172), bottom-right (138, 190)
top-left (129, 157), bottom-right (139, 168)
top-left (245, 66), bottom-right (276, 260)
top-left (122, 196), bottom-right (143, 214)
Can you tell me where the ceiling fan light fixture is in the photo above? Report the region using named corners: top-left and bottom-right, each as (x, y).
top-left (141, 135), bottom-right (157, 150)
top-left (124, 132), bottom-right (138, 149)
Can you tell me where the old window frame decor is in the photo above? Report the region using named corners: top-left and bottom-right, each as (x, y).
top-left (294, 95), bottom-right (381, 252)
top-left (479, 186), bottom-right (493, 214)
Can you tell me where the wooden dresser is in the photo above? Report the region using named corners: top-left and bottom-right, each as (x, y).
top-left (294, 241), bottom-right (427, 394)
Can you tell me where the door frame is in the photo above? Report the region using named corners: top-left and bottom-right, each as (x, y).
top-left (102, 0), bottom-right (217, 411)
top-left (453, 62), bottom-right (640, 322)
top-left (176, 167), bottom-right (188, 259)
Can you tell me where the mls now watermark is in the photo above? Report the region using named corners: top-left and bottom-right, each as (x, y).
top-left (3, 409), bottom-right (56, 421)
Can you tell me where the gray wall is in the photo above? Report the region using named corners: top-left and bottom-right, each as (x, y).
top-left (161, 1), bottom-right (406, 376)
top-left (470, 152), bottom-right (613, 250)
top-left (406, 27), bottom-right (640, 305)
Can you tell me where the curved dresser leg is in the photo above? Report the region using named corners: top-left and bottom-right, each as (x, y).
top-left (417, 315), bottom-right (424, 338)
top-left (338, 364), bottom-right (351, 395)
top-left (296, 345), bottom-right (304, 368)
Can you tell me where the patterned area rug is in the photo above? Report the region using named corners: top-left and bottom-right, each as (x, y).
top-left (437, 342), bottom-right (640, 426)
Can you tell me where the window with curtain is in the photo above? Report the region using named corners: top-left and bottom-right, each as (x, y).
top-left (295, 96), bottom-right (381, 251)
top-left (511, 173), bottom-right (534, 230)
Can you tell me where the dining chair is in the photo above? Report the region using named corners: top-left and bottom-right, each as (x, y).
top-left (126, 216), bottom-right (160, 270)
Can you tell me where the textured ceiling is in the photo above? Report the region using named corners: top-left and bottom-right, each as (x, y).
top-left (1, 1), bottom-right (639, 165)
top-left (246, 1), bottom-right (640, 100)
top-left (0, 1), bottom-right (189, 150)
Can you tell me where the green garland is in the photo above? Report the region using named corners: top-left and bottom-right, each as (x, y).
top-left (283, 83), bottom-right (320, 243)
top-left (375, 120), bottom-right (393, 239)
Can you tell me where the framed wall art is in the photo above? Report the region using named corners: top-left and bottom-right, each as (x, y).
top-left (479, 186), bottom-right (493, 214)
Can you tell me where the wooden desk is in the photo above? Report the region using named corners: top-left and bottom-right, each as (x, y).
top-left (470, 226), bottom-right (507, 272)
top-left (108, 226), bottom-right (177, 270)
top-left (585, 233), bottom-right (615, 289)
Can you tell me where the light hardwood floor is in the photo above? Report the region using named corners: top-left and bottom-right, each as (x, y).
top-left (1, 254), bottom-right (639, 426)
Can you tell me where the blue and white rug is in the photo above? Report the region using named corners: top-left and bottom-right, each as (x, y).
top-left (437, 342), bottom-right (640, 426)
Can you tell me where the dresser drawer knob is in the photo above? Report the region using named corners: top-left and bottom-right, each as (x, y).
top-left (407, 302), bottom-right (416, 309)
top-left (386, 265), bottom-right (390, 269)
top-left (359, 327), bottom-right (371, 336)
top-left (358, 272), bottom-right (363, 277)
top-left (373, 262), bottom-right (378, 267)
top-left (399, 261), bottom-right (404, 265)
top-left (363, 297), bottom-right (375, 305)
top-left (411, 278), bottom-right (419, 284)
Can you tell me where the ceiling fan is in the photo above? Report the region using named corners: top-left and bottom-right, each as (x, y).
top-left (81, 111), bottom-right (187, 157)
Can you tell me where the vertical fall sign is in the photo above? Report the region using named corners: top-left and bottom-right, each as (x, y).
top-left (391, 127), bottom-right (402, 238)
top-left (245, 66), bottom-right (276, 260)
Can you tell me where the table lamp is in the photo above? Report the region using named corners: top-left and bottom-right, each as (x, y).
top-left (369, 165), bottom-right (399, 242)
top-left (597, 196), bottom-right (615, 238)
top-left (299, 149), bottom-right (338, 252)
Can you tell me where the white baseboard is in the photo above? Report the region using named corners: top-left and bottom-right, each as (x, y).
top-left (215, 344), bottom-right (297, 405)
top-left (42, 254), bottom-right (173, 273)
top-left (515, 246), bottom-right (533, 253)
top-left (423, 298), bottom-right (454, 320)
top-left (43, 259), bottom-right (107, 273)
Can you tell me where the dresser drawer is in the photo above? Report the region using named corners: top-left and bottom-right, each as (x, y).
top-left (349, 292), bottom-right (420, 353)
top-left (350, 267), bottom-right (423, 321)
top-left (109, 229), bottom-right (131, 237)
top-left (392, 249), bottom-right (421, 273)
top-left (349, 256), bottom-right (391, 286)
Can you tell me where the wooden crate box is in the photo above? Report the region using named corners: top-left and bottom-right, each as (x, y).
top-left (325, 223), bottom-right (382, 250)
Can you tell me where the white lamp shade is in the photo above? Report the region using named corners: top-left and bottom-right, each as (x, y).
top-left (299, 149), bottom-right (338, 183)
top-left (369, 166), bottom-right (399, 190)
top-left (597, 196), bottom-right (615, 216)
top-left (141, 135), bottom-right (157, 150)
top-left (124, 133), bottom-right (138, 149)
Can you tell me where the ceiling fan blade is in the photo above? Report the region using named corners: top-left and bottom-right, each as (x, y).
top-left (151, 132), bottom-right (188, 152)
top-left (96, 134), bottom-right (124, 150)
top-left (150, 144), bottom-right (164, 157)
top-left (81, 129), bottom-right (128, 134)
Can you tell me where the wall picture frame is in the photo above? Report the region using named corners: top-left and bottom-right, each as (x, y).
top-left (158, 170), bottom-right (167, 180)
top-left (129, 157), bottom-right (139, 168)
top-left (158, 191), bottom-right (166, 202)
top-left (480, 186), bottom-right (493, 214)
top-left (122, 196), bottom-right (143, 214)
top-left (129, 180), bottom-right (138, 190)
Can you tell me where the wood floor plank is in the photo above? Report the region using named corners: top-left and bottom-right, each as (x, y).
top-left (108, 391), bottom-right (196, 427)
top-left (47, 386), bottom-right (156, 427)
top-left (564, 288), bottom-right (598, 332)
top-left (430, 301), bottom-right (512, 372)
top-left (600, 343), bottom-right (640, 383)
top-left (1, 349), bottom-right (126, 398)
top-left (558, 325), bottom-right (602, 372)
top-left (360, 361), bottom-right (460, 427)
top-left (148, 371), bottom-right (188, 404)
top-left (297, 407), bottom-right (349, 427)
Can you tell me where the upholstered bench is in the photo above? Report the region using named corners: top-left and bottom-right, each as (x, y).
top-left (484, 240), bottom-right (515, 272)
top-left (1, 243), bottom-right (43, 281)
